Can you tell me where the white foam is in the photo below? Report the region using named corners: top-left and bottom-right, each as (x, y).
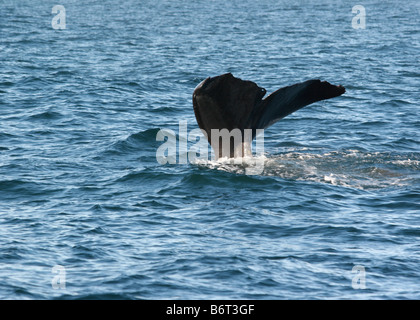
top-left (323, 173), bottom-right (338, 185)
top-left (191, 150), bottom-right (417, 190)
top-left (191, 154), bottom-right (267, 175)
top-left (391, 159), bottom-right (419, 166)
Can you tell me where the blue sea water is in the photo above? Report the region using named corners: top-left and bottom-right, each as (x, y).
top-left (0, 0), bottom-right (419, 299)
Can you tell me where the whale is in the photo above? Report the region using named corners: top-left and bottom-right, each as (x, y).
top-left (192, 73), bottom-right (345, 158)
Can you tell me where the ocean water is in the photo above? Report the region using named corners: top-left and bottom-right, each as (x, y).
top-left (0, 0), bottom-right (419, 299)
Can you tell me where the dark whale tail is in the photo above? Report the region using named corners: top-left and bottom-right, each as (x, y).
top-left (192, 73), bottom-right (345, 158)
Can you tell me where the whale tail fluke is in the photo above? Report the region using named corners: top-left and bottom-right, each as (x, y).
top-left (192, 73), bottom-right (345, 158)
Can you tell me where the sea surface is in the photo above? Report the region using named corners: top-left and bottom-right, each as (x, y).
top-left (0, 0), bottom-right (419, 299)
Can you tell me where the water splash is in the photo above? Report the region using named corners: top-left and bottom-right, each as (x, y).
top-left (193, 149), bottom-right (419, 189)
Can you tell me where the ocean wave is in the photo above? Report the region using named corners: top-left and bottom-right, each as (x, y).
top-left (379, 99), bottom-right (413, 106)
top-left (28, 110), bottom-right (63, 120)
top-left (0, 179), bottom-right (62, 200)
top-left (106, 128), bottom-right (162, 154)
